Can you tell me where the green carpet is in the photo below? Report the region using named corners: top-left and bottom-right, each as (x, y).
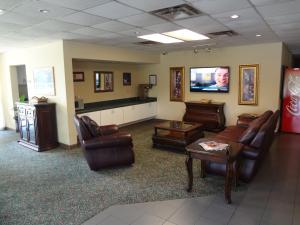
top-left (0, 120), bottom-right (245, 225)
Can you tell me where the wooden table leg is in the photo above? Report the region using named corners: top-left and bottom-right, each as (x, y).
top-left (225, 162), bottom-right (233, 204)
top-left (200, 160), bottom-right (206, 178)
top-left (186, 154), bottom-right (193, 192)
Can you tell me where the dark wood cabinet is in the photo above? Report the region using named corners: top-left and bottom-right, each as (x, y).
top-left (17, 102), bottom-right (58, 151)
top-left (183, 101), bottom-right (226, 132)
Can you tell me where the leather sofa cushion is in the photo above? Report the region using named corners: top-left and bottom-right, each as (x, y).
top-left (81, 116), bottom-right (100, 137)
top-left (242, 146), bottom-right (260, 159)
top-left (238, 110), bottom-right (273, 144)
top-left (84, 133), bottom-right (132, 149)
top-left (216, 126), bottom-right (246, 142)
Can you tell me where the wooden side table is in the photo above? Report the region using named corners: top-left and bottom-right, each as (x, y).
top-left (185, 138), bottom-right (244, 204)
top-left (236, 113), bottom-right (259, 127)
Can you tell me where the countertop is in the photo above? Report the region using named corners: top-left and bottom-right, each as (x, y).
top-left (76, 97), bottom-right (157, 114)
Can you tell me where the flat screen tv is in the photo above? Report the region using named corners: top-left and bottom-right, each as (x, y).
top-left (190, 66), bottom-right (230, 93)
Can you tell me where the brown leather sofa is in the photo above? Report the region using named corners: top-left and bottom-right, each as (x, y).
top-left (74, 115), bottom-right (135, 170)
top-left (205, 110), bottom-right (280, 182)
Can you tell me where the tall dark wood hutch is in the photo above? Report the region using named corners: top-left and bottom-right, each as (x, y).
top-left (183, 101), bottom-right (226, 132)
top-left (16, 102), bottom-right (58, 151)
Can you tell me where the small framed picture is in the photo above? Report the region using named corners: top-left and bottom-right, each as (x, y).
top-left (170, 67), bottom-right (185, 102)
top-left (73, 72), bottom-right (84, 82)
top-left (149, 74), bottom-right (157, 86)
top-left (123, 72), bottom-right (131, 86)
top-left (238, 64), bottom-right (259, 105)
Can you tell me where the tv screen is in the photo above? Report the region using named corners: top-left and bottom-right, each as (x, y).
top-left (190, 67), bottom-right (230, 93)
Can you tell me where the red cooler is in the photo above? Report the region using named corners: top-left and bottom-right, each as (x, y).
top-left (281, 68), bottom-right (300, 133)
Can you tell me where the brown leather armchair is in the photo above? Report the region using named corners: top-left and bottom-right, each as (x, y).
top-left (74, 115), bottom-right (135, 170)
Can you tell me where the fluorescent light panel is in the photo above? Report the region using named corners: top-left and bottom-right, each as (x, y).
top-left (163, 29), bottom-right (210, 41)
top-left (138, 33), bottom-right (183, 43)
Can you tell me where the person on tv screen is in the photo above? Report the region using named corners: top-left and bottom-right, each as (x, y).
top-left (207, 67), bottom-right (229, 90)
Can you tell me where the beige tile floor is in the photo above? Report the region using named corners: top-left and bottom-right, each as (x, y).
top-left (82, 133), bottom-right (300, 225)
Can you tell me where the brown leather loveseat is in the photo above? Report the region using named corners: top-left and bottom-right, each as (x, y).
top-left (74, 115), bottom-right (135, 170)
top-left (205, 110), bottom-right (280, 182)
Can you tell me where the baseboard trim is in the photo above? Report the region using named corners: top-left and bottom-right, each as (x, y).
top-left (59, 142), bottom-right (79, 150)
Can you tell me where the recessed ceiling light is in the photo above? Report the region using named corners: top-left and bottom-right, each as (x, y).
top-left (0, 9), bottom-right (5, 15)
top-left (134, 31), bottom-right (140, 35)
top-left (39, 9), bottom-right (49, 13)
top-left (231, 14), bottom-right (239, 19)
top-left (256, 34), bottom-right (262, 37)
top-left (138, 33), bottom-right (183, 44)
top-left (163, 29), bottom-right (210, 41)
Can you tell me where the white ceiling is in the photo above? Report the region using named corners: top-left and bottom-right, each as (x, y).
top-left (0, 0), bottom-right (300, 54)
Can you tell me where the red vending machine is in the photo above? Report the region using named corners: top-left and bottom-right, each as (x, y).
top-left (281, 68), bottom-right (300, 133)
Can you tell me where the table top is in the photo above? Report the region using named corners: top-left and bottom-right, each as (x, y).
top-left (186, 138), bottom-right (244, 162)
top-left (155, 120), bottom-right (203, 132)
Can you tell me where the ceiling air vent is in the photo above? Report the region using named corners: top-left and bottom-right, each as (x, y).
top-left (136, 41), bottom-right (161, 45)
top-left (208, 30), bottom-right (238, 37)
top-left (151, 4), bottom-right (202, 21)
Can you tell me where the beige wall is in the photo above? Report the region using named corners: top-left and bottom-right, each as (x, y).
top-left (0, 54), bottom-right (5, 129)
top-left (73, 60), bottom-right (140, 103)
top-left (63, 41), bottom-right (161, 145)
top-left (0, 41), bottom-right (71, 144)
top-left (137, 42), bottom-right (283, 126)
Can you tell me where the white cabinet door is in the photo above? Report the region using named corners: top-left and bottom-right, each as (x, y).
top-left (78, 111), bottom-right (101, 125)
top-left (148, 102), bottom-right (157, 117)
top-left (111, 108), bottom-right (123, 125)
top-left (123, 105), bottom-right (139, 123)
top-left (100, 108), bottom-right (124, 125)
top-left (100, 109), bottom-right (113, 126)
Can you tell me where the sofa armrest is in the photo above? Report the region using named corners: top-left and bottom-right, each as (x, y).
top-left (83, 133), bottom-right (132, 149)
top-left (98, 124), bottom-right (119, 135)
top-left (236, 114), bottom-right (259, 128)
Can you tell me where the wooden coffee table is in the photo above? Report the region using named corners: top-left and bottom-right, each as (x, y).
top-left (152, 120), bottom-right (204, 151)
top-left (185, 138), bottom-right (244, 204)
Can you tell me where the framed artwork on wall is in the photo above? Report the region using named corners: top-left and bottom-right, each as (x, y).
top-left (94, 71), bottom-right (113, 92)
top-left (33, 67), bottom-right (55, 96)
top-left (73, 72), bottom-right (84, 82)
top-left (149, 74), bottom-right (157, 86)
top-left (123, 72), bottom-right (131, 86)
top-left (238, 64), bottom-right (259, 105)
top-left (170, 67), bottom-right (185, 102)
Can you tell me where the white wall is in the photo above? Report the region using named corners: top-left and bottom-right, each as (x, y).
top-left (137, 42), bottom-right (283, 126)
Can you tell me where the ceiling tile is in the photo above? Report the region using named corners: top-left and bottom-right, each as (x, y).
top-left (49, 32), bottom-right (96, 40)
top-left (19, 27), bottom-right (56, 38)
top-left (257, 1), bottom-right (300, 18)
top-left (12, 1), bottom-right (76, 19)
top-left (191, 0), bottom-right (251, 14)
top-left (250, 0), bottom-right (294, 7)
top-left (145, 22), bottom-right (183, 33)
top-left (57, 12), bottom-right (109, 26)
top-left (0, 21), bottom-right (26, 34)
top-left (92, 21), bottom-right (136, 32)
top-left (264, 13), bottom-right (300, 25)
top-left (42, 0), bottom-right (112, 10)
top-left (71, 27), bottom-right (109, 37)
top-left (118, 28), bottom-right (153, 37)
top-left (33, 20), bottom-right (84, 32)
top-left (117, 0), bottom-right (184, 11)
top-left (0, 0), bottom-right (23, 10)
top-left (118, 13), bottom-right (167, 27)
top-left (270, 22), bottom-right (300, 32)
top-left (0, 12), bottom-right (46, 26)
top-left (84, 1), bottom-right (142, 19)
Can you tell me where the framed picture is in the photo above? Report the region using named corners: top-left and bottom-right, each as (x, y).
top-left (73, 72), bottom-right (84, 82)
top-left (149, 74), bottom-right (157, 86)
top-left (94, 71), bottom-right (113, 92)
top-left (239, 64), bottom-right (259, 105)
top-left (33, 67), bottom-right (55, 96)
top-left (123, 72), bottom-right (131, 86)
top-left (170, 67), bottom-right (185, 102)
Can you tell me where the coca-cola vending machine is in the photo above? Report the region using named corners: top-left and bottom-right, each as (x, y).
top-left (280, 68), bottom-right (300, 133)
